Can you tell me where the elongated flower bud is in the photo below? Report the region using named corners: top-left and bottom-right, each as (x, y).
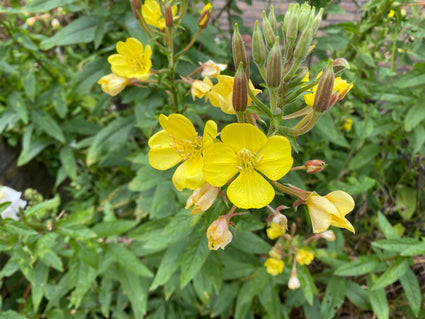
top-left (294, 21), bottom-right (313, 63)
top-left (164, 3), bottom-right (174, 28)
top-left (262, 11), bottom-right (276, 49)
top-left (233, 62), bottom-right (248, 112)
top-left (266, 38), bottom-right (282, 88)
top-left (332, 58), bottom-right (350, 74)
top-left (312, 8), bottom-right (323, 35)
top-left (198, 3), bottom-right (212, 29)
top-left (232, 23), bottom-right (247, 70)
top-left (268, 6), bottom-right (277, 35)
top-left (283, 6), bottom-right (299, 45)
top-left (252, 21), bottom-right (266, 67)
top-left (130, 0), bottom-right (142, 19)
top-left (312, 61), bottom-right (334, 113)
top-left (305, 159), bottom-right (326, 173)
top-left (297, 3), bottom-right (311, 31)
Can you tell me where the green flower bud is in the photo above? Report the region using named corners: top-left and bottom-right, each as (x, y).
top-left (332, 58), bottom-right (350, 74)
top-left (266, 38), bottom-right (282, 88)
top-left (294, 21), bottom-right (313, 63)
top-left (297, 3), bottom-right (311, 31)
top-left (268, 6), bottom-right (277, 35)
top-left (252, 21), bottom-right (266, 67)
top-left (232, 24), bottom-right (247, 71)
top-left (311, 8), bottom-right (323, 35)
top-left (283, 7), bottom-right (299, 45)
top-left (262, 11), bottom-right (276, 49)
top-left (233, 62), bottom-right (248, 112)
top-left (313, 61), bottom-right (335, 113)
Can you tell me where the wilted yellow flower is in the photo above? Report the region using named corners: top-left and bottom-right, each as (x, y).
top-left (207, 75), bottom-right (262, 114)
top-left (185, 183), bottom-right (219, 215)
top-left (264, 258), bottom-right (284, 276)
top-left (288, 271), bottom-right (301, 289)
top-left (203, 123), bottom-right (293, 209)
top-left (343, 118), bottom-right (352, 131)
top-left (198, 3), bottom-right (212, 28)
top-left (200, 60), bottom-right (227, 78)
top-left (97, 73), bottom-right (129, 96)
top-left (306, 191), bottom-right (355, 233)
top-left (142, 0), bottom-right (178, 30)
top-left (108, 37), bottom-right (152, 80)
top-left (191, 77), bottom-right (213, 100)
top-left (207, 216), bottom-right (232, 250)
top-left (320, 230), bottom-right (335, 241)
top-left (304, 72), bottom-right (353, 107)
top-left (296, 249), bottom-right (314, 265)
top-left (266, 222), bottom-right (286, 240)
top-left (148, 113), bottom-right (217, 191)
top-left (51, 18), bottom-right (60, 29)
top-left (26, 17), bottom-right (37, 26)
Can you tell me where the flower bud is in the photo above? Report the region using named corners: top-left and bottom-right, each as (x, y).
top-left (264, 258), bottom-right (284, 276)
top-left (26, 17), bottom-right (37, 26)
top-left (185, 183), bottom-right (219, 214)
top-left (198, 3), bottom-right (212, 29)
top-left (232, 24), bottom-right (247, 71)
top-left (288, 270), bottom-right (301, 290)
top-left (266, 38), bottom-right (282, 88)
top-left (207, 216), bottom-right (232, 250)
top-left (164, 3), bottom-right (174, 28)
top-left (272, 213), bottom-right (288, 230)
top-left (97, 73), bottom-right (129, 96)
top-left (294, 22), bottom-right (313, 63)
top-left (295, 249), bottom-right (314, 265)
top-left (268, 6), bottom-right (277, 35)
top-left (51, 18), bottom-right (60, 29)
top-left (283, 4), bottom-right (298, 45)
top-left (262, 11), bottom-right (276, 49)
top-left (232, 63), bottom-right (248, 112)
top-left (320, 230), bottom-right (336, 241)
top-left (297, 3), bottom-right (311, 31)
top-left (312, 61), bottom-right (334, 113)
top-left (311, 7), bottom-right (323, 35)
top-left (305, 159), bottom-right (326, 173)
top-left (130, 0), bottom-right (142, 19)
top-left (252, 21), bottom-right (266, 67)
top-left (332, 58), bottom-right (350, 74)
top-left (40, 13), bottom-right (51, 22)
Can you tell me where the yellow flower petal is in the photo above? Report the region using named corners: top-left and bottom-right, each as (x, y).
top-left (296, 249), bottom-right (314, 265)
top-left (325, 191), bottom-right (355, 216)
top-left (148, 130), bottom-right (182, 170)
top-left (227, 170), bottom-right (274, 209)
top-left (203, 143), bottom-right (239, 187)
top-left (264, 258), bottom-right (284, 276)
top-left (172, 154), bottom-right (205, 191)
top-left (306, 195), bottom-right (334, 233)
top-left (159, 113), bottom-right (197, 142)
top-left (202, 120), bottom-right (217, 149)
top-left (330, 215), bottom-right (355, 233)
top-left (221, 123), bottom-right (267, 153)
top-left (256, 135), bottom-right (293, 180)
top-left (266, 222), bottom-right (286, 240)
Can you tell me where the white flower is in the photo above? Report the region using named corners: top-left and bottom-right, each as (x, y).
top-left (200, 60), bottom-right (227, 78)
top-left (0, 186), bottom-right (27, 220)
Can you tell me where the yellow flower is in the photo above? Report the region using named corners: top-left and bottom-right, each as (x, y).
top-left (306, 191), bottom-right (355, 233)
top-left (108, 38), bottom-right (152, 80)
top-left (266, 222), bottom-right (286, 240)
top-left (304, 72), bottom-right (353, 107)
top-left (264, 258), bottom-right (284, 276)
top-left (97, 73), bottom-right (129, 96)
top-left (207, 75), bottom-right (262, 114)
top-left (320, 230), bottom-right (335, 241)
top-left (343, 118), bottom-right (352, 131)
top-left (191, 77), bottom-right (213, 100)
top-left (288, 271), bottom-right (300, 289)
top-left (296, 249), bottom-right (314, 265)
top-left (200, 60), bottom-right (227, 78)
top-left (198, 3), bottom-right (212, 28)
top-left (142, 0), bottom-right (178, 30)
top-left (207, 216), bottom-right (232, 250)
top-left (148, 113), bottom-right (217, 191)
top-left (203, 123), bottom-right (293, 209)
top-left (185, 183), bottom-right (219, 215)
top-left (388, 9), bottom-right (395, 18)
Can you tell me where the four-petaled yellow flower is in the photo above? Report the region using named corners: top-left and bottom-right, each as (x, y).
top-left (264, 258), bottom-right (284, 276)
top-left (295, 249), bottom-right (314, 265)
top-left (97, 73), bottom-right (129, 96)
top-left (304, 72), bottom-right (353, 107)
top-left (207, 216), bottom-right (232, 250)
top-left (306, 190), bottom-right (355, 233)
top-left (203, 123), bottom-right (293, 209)
top-left (207, 75), bottom-right (262, 114)
top-left (185, 183), bottom-right (219, 215)
top-left (266, 222), bottom-right (286, 240)
top-left (148, 113), bottom-right (217, 191)
top-left (108, 37), bottom-right (152, 80)
top-left (191, 77), bottom-right (213, 100)
top-left (142, 0), bottom-right (178, 30)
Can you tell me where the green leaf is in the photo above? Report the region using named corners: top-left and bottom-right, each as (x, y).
top-left (0, 311), bottom-right (27, 319)
top-left (348, 144), bottom-right (380, 170)
top-left (180, 229), bottom-right (210, 288)
top-left (394, 187), bottom-right (417, 220)
top-left (3, 219), bottom-right (38, 237)
top-left (0, 202), bottom-right (11, 214)
top-left (231, 232), bottom-right (272, 254)
top-left (372, 257), bottom-right (411, 290)
top-left (32, 262), bottom-right (49, 312)
top-left (107, 244), bottom-right (153, 278)
top-left (69, 261), bottom-right (97, 308)
top-left (59, 146), bottom-right (77, 180)
top-left (50, 83), bottom-right (68, 119)
top-left (25, 195), bottom-right (60, 218)
top-left (92, 220), bottom-right (138, 237)
top-left (395, 72), bottom-right (425, 89)
top-left (21, 60), bottom-right (36, 101)
top-left (258, 283), bottom-right (282, 319)
top-left (40, 251), bottom-right (64, 271)
top-left (86, 117), bottom-right (133, 166)
top-left (404, 102), bottom-right (425, 132)
top-left (17, 128), bottom-right (51, 166)
top-left (345, 281), bottom-right (372, 310)
top-left (320, 276), bottom-right (346, 319)
top-left (314, 113), bottom-right (350, 148)
top-left (129, 166), bottom-right (167, 191)
top-left (372, 238), bottom-right (421, 252)
top-left (410, 125), bottom-right (425, 155)
top-left (400, 268), bottom-right (422, 317)
top-left (211, 282), bottom-right (239, 317)
top-left (335, 255), bottom-right (382, 277)
top-left (400, 240), bottom-right (425, 256)
top-left (57, 222), bottom-right (97, 240)
top-left (32, 110), bottom-right (66, 143)
top-left (8, 91), bottom-right (28, 123)
top-left (298, 265), bottom-right (318, 306)
top-left (23, 0), bottom-right (74, 12)
top-left (99, 277), bottom-right (113, 317)
top-left (94, 16), bottom-right (106, 49)
top-left (367, 274), bottom-right (389, 319)
top-left (377, 212), bottom-right (400, 239)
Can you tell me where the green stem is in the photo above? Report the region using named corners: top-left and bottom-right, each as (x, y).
top-left (175, 28), bottom-right (202, 60)
top-left (248, 86), bottom-right (272, 117)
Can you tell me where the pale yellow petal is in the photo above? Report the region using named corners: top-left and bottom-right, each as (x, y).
top-left (202, 120), bottom-right (217, 149)
top-left (172, 155), bottom-right (205, 191)
top-left (306, 195), bottom-right (334, 233)
top-left (159, 113), bottom-right (197, 141)
top-left (227, 170), bottom-right (274, 209)
top-left (221, 123), bottom-right (267, 153)
top-left (148, 131), bottom-right (182, 170)
top-left (325, 191), bottom-right (355, 216)
top-left (330, 216), bottom-right (355, 233)
top-left (203, 143), bottom-right (238, 187)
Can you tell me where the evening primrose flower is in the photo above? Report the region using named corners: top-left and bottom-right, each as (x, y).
top-left (200, 60), bottom-right (227, 78)
top-left (264, 258), bottom-right (284, 276)
top-left (304, 72), bottom-right (353, 107)
top-left (191, 77), bottom-right (213, 100)
top-left (185, 183), bottom-right (219, 215)
top-left (108, 38), bottom-right (152, 80)
top-left (0, 186), bottom-right (26, 220)
top-left (288, 271), bottom-right (301, 289)
top-left (98, 73), bottom-right (129, 96)
top-left (295, 249), bottom-right (314, 265)
top-left (306, 191), bottom-right (355, 233)
top-left (207, 75), bottom-right (262, 114)
top-left (203, 123), bottom-right (293, 209)
top-left (142, 0), bottom-right (178, 30)
top-left (343, 118), bottom-right (352, 131)
top-left (207, 216), bottom-right (232, 250)
top-left (148, 113), bottom-right (217, 191)
top-left (266, 222), bottom-right (286, 240)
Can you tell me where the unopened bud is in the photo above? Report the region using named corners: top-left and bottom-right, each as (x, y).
top-left (198, 3), bottom-right (212, 29)
top-left (233, 63), bottom-right (248, 112)
top-left (40, 13), bottom-right (50, 22)
top-left (26, 16), bottom-right (37, 26)
top-left (288, 270), bottom-right (301, 290)
top-left (311, 8), bottom-right (323, 35)
top-left (130, 0), bottom-right (142, 19)
top-left (332, 58), bottom-right (350, 74)
top-left (262, 11), bottom-right (276, 49)
top-left (294, 22), bottom-right (313, 63)
top-left (312, 61), bottom-right (334, 112)
top-left (305, 159), bottom-right (326, 173)
top-left (252, 21), bottom-right (266, 67)
top-left (164, 4), bottom-right (174, 28)
top-left (320, 230), bottom-right (335, 241)
top-left (272, 213), bottom-right (288, 230)
top-left (283, 7), bottom-right (299, 45)
top-left (266, 38), bottom-right (282, 88)
top-left (297, 3), bottom-right (311, 31)
top-left (51, 18), bottom-right (60, 29)
top-left (268, 6), bottom-right (277, 35)
top-left (232, 24), bottom-right (247, 71)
